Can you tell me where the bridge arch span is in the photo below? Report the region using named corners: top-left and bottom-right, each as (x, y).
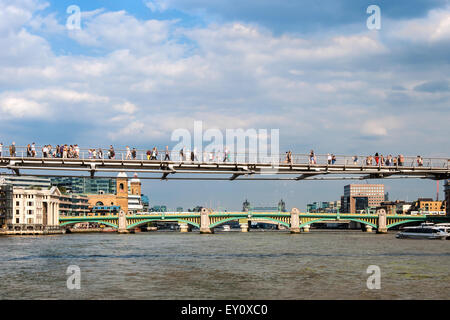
top-left (126, 218), bottom-right (200, 230)
top-left (60, 220), bottom-right (118, 229)
top-left (299, 218), bottom-right (377, 229)
top-left (387, 219), bottom-right (425, 229)
top-left (209, 217), bottom-right (290, 229)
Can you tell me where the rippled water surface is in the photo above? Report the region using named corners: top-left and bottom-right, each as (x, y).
top-left (0, 230), bottom-right (449, 299)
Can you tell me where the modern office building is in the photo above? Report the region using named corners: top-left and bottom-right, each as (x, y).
top-left (50, 177), bottom-right (116, 194)
top-left (59, 194), bottom-right (89, 216)
top-left (307, 201), bottom-right (341, 213)
top-left (0, 175), bottom-right (51, 189)
top-left (342, 184), bottom-right (385, 213)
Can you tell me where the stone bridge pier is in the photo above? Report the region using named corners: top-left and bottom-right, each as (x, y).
top-left (200, 208), bottom-right (214, 234)
top-left (118, 210), bottom-right (129, 234)
top-left (290, 208), bottom-right (301, 234)
top-left (377, 209), bottom-right (388, 234)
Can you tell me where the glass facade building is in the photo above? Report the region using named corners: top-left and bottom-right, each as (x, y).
top-left (49, 177), bottom-right (116, 195)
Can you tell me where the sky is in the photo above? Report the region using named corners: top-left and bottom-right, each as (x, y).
top-left (0, 0), bottom-right (449, 210)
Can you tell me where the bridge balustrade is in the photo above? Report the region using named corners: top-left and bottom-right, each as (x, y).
top-left (1, 145), bottom-right (448, 169)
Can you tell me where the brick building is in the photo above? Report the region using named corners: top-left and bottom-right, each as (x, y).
top-left (342, 184), bottom-right (385, 213)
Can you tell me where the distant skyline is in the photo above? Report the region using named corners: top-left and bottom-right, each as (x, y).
top-left (0, 0), bottom-right (448, 210)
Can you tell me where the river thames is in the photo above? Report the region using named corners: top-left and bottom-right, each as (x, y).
top-left (0, 230), bottom-right (449, 300)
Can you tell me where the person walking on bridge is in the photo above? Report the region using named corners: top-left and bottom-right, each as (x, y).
top-left (417, 155), bottom-right (423, 167)
top-left (108, 145), bottom-right (115, 159)
top-left (75, 145), bottom-right (80, 158)
top-left (125, 146), bottom-right (131, 160)
top-left (9, 142), bottom-right (16, 157)
top-left (151, 147), bottom-right (158, 160)
top-left (179, 147), bottom-right (184, 162)
top-left (26, 144), bottom-right (32, 157)
top-left (164, 146), bottom-right (170, 161)
top-left (0, 142), bottom-right (3, 157)
top-left (223, 147), bottom-right (229, 162)
top-left (374, 153), bottom-right (379, 165)
top-left (31, 142), bottom-right (36, 157)
top-left (309, 150), bottom-right (316, 164)
top-left (285, 151), bottom-right (293, 165)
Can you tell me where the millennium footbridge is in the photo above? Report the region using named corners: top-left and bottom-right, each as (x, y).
top-left (0, 146), bottom-right (449, 181)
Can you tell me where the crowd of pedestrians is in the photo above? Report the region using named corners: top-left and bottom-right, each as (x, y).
top-left (0, 142), bottom-right (430, 168)
top-left (364, 153), bottom-right (408, 166)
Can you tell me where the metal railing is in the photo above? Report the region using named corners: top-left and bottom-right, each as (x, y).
top-left (0, 145), bottom-right (449, 169)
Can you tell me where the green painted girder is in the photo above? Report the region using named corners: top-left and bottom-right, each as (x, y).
top-left (59, 220), bottom-right (118, 229)
top-left (299, 218), bottom-right (378, 229)
top-left (208, 216), bottom-right (290, 228)
top-left (126, 218), bottom-right (200, 229)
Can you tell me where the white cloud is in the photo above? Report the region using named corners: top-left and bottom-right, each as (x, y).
top-left (68, 10), bottom-right (174, 51)
top-left (390, 7), bottom-right (450, 43)
top-left (0, 96), bottom-right (47, 118)
top-left (144, 0), bottom-right (169, 13)
top-left (113, 102), bottom-right (138, 114)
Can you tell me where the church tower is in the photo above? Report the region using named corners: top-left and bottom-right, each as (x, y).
top-left (130, 173), bottom-right (141, 196)
top-left (116, 172), bottom-right (129, 213)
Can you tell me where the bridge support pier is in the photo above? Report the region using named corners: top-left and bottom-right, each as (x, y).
top-left (302, 225), bottom-right (310, 233)
top-left (117, 211), bottom-right (129, 234)
top-left (365, 225), bottom-right (373, 233)
top-left (377, 209), bottom-right (388, 234)
top-left (179, 223), bottom-right (189, 233)
top-left (200, 208), bottom-right (214, 234)
top-left (290, 208), bottom-right (301, 234)
top-left (240, 223), bottom-right (249, 232)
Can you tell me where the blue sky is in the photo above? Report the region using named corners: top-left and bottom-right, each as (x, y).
top-left (0, 0), bottom-right (449, 210)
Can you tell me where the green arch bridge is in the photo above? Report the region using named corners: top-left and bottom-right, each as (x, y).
top-left (59, 209), bottom-right (450, 233)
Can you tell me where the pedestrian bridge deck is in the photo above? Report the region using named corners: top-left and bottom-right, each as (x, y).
top-left (1, 154), bottom-right (449, 180)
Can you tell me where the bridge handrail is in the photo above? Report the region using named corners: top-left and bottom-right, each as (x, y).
top-left (1, 145), bottom-right (449, 168)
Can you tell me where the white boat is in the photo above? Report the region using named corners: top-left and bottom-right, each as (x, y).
top-left (396, 225), bottom-right (448, 240)
top-left (435, 223), bottom-right (450, 239)
top-left (222, 225), bottom-right (231, 231)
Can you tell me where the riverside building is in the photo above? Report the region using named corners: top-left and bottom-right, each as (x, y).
top-left (0, 175), bottom-right (51, 189)
top-left (342, 184), bottom-right (385, 213)
top-left (0, 185), bottom-right (62, 233)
